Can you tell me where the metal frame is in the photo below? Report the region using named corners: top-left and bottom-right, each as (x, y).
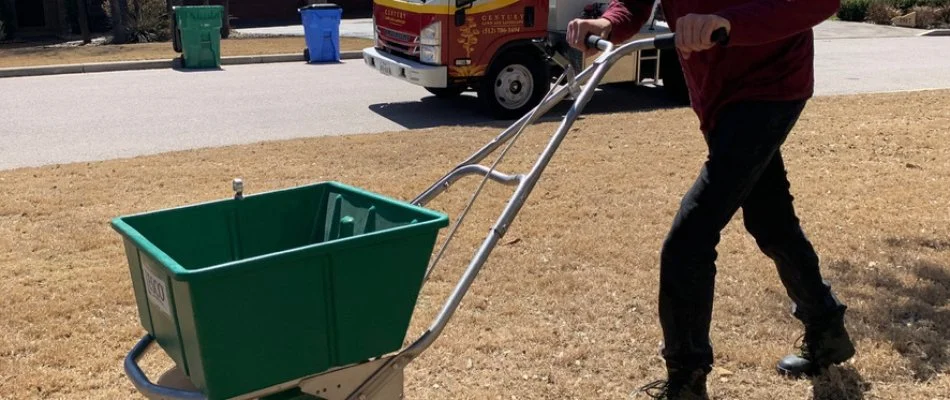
top-left (123, 31), bottom-right (695, 400)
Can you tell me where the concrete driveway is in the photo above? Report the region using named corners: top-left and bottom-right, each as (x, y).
top-left (813, 20), bottom-right (925, 39)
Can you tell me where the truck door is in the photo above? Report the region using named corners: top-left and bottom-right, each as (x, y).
top-left (446, 0), bottom-right (547, 80)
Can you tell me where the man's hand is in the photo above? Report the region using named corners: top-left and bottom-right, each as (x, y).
top-left (567, 18), bottom-right (612, 58)
top-left (674, 14), bottom-right (731, 59)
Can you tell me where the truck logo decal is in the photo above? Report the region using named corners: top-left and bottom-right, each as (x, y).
top-left (480, 13), bottom-right (523, 24)
top-left (383, 9), bottom-right (407, 19)
top-left (458, 16), bottom-right (480, 57)
top-left (450, 65), bottom-right (487, 77)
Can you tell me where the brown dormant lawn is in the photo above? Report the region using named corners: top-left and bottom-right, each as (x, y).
top-left (0, 89), bottom-right (948, 399)
top-left (0, 36), bottom-right (374, 69)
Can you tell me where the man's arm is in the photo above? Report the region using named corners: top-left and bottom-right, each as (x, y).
top-left (600, 0), bottom-right (657, 44)
top-left (714, 0), bottom-right (840, 46)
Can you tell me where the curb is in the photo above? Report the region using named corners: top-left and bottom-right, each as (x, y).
top-left (918, 29), bottom-right (950, 36)
top-left (0, 50), bottom-right (364, 79)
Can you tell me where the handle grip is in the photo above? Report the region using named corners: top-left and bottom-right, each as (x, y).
top-left (585, 33), bottom-right (609, 51)
top-left (654, 27), bottom-right (730, 51)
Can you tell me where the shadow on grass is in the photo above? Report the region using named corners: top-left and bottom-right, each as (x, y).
top-left (367, 83), bottom-right (687, 131)
top-left (811, 364), bottom-right (870, 400)
top-left (829, 235), bottom-right (950, 382)
top-left (0, 37), bottom-right (76, 50)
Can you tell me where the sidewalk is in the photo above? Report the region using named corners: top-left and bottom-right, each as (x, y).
top-left (235, 18), bottom-right (374, 39)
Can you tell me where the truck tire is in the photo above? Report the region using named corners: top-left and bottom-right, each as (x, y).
top-left (426, 86), bottom-right (466, 98)
top-left (478, 51), bottom-right (550, 120)
top-left (659, 48), bottom-right (689, 105)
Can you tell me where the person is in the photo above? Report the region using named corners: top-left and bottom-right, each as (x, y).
top-left (566, 0), bottom-right (856, 398)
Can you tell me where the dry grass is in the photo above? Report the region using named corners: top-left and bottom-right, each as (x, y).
top-left (0, 37), bottom-right (374, 68)
top-left (1, 89), bottom-right (950, 400)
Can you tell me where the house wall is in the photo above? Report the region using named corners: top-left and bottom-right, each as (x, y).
top-left (4, 0), bottom-right (67, 36)
top-left (1, 0), bottom-right (17, 34)
top-left (227, 0), bottom-right (372, 24)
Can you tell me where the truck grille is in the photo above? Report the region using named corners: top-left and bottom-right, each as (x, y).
top-left (377, 26), bottom-right (420, 61)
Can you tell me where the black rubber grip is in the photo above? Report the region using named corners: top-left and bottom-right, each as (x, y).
top-left (654, 27), bottom-right (730, 50)
top-left (654, 33), bottom-right (675, 50)
top-left (711, 27), bottom-right (730, 46)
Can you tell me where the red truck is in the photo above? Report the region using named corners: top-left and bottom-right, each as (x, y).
top-left (361, 0), bottom-right (687, 119)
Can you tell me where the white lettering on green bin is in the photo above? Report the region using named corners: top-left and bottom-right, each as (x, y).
top-left (142, 259), bottom-right (172, 317)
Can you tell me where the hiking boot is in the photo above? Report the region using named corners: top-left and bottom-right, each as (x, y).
top-left (636, 367), bottom-right (710, 400)
top-left (776, 313), bottom-right (855, 378)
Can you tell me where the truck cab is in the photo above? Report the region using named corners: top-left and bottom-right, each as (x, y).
top-left (362, 0), bottom-right (687, 119)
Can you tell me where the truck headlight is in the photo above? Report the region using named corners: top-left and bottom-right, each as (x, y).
top-left (372, 15), bottom-right (380, 47)
top-left (420, 21), bottom-right (441, 45)
top-left (420, 45), bottom-right (441, 64)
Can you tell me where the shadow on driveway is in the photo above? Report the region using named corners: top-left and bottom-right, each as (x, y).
top-left (367, 83), bottom-right (688, 130)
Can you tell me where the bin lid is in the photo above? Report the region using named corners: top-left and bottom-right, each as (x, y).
top-left (299, 3), bottom-right (341, 11)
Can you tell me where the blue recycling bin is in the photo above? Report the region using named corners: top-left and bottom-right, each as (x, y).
top-left (300, 3), bottom-right (343, 63)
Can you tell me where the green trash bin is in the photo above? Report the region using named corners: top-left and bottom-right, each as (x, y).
top-left (112, 181), bottom-right (449, 400)
top-left (174, 5), bottom-right (223, 69)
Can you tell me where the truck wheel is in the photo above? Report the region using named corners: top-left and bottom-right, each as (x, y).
top-left (426, 86), bottom-right (466, 98)
top-left (659, 49), bottom-right (690, 105)
top-left (478, 51), bottom-right (550, 120)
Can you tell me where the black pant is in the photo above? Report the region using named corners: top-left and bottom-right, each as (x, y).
top-left (658, 99), bottom-right (846, 371)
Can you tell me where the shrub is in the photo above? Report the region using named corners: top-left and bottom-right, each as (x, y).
top-left (868, 0), bottom-right (902, 23)
top-left (912, 5), bottom-right (941, 26)
top-left (125, 0), bottom-right (171, 42)
top-left (105, 0), bottom-right (170, 43)
top-left (886, 0), bottom-right (920, 11)
top-left (839, 0), bottom-right (873, 21)
top-left (939, 6), bottom-right (950, 24)
top-left (884, 0), bottom-right (949, 12)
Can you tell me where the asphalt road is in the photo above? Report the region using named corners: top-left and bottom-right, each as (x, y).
top-left (1, 35), bottom-right (948, 171)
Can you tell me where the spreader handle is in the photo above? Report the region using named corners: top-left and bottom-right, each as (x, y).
top-left (654, 27), bottom-right (730, 50)
top-left (124, 334), bottom-right (207, 400)
top-left (585, 33), bottom-right (610, 51)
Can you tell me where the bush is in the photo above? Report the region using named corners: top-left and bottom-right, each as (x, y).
top-left (912, 5), bottom-right (941, 26)
top-left (885, 0), bottom-right (949, 12)
top-left (886, 0), bottom-right (921, 11)
top-left (838, 0), bottom-right (872, 21)
top-left (105, 0), bottom-right (170, 43)
top-left (868, 0), bottom-right (902, 23)
top-left (126, 0), bottom-right (171, 42)
top-left (940, 6), bottom-right (950, 24)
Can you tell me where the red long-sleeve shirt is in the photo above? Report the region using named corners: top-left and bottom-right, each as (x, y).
top-left (601, 0), bottom-right (840, 133)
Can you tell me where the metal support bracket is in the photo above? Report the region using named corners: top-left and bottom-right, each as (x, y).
top-left (300, 357), bottom-right (403, 400)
